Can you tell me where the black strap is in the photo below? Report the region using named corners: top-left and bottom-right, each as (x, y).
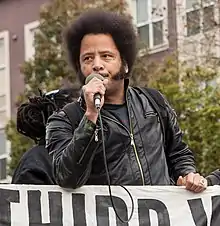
top-left (134, 87), bottom-right (167, 146)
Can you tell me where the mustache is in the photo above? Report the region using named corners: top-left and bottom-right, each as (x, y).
top-left (98, 73), bottom-right (109, 78)
top-left (111, 66), bottom-right (126, 81)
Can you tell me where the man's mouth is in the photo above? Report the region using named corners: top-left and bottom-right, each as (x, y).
top-left (99, 73), bottom-right (109, 78)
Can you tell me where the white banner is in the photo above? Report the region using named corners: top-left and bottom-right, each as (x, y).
top-left (0, 185), bottom-right (220, 226)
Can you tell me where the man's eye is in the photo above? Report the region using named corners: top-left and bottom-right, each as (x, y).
top-left (103, 54), bottom-right (113, 59)
top-left (84, 56), bottom-right (92, 61)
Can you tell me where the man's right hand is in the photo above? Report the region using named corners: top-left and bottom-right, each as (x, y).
top-left (177, 173), bottom-right (207, 193)
top-left (82, 77), bottom-right (108, 124)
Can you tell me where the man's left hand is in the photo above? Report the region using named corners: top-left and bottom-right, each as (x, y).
top-left (177, 172), bottom-right (207, 193)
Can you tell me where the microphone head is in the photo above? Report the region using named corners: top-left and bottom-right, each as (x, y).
top-left (85, 74), bottom-right (104, 85)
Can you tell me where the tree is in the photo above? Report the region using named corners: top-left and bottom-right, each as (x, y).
top-left (5, 121), bottom-right (34, 174)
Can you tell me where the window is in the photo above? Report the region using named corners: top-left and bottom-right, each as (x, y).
top-left (0, 130), bottom-right (6, 156)
top-left (0, 158), bottom-right (6, 180)
top-left (0, 95), bottom-right (6, 109)
top-left (24, 21), bottom-right (39, 60)
top-left (186, 0), bottom-right (217, 36)
top-left (135, 0), bottom-right (168, 50)
top-left (0, 39), bottom-right (6, 96)
top-left (0, 30), bottom-right (10, 181)
top-left (0, 30), bottom-right (10, 122)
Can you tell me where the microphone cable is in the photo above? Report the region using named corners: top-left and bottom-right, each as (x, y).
top-left (98, 109), bottom-right (134, 223)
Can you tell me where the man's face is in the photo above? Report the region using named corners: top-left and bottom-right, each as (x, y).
top-left (79, 34), bottom-right (125, 92)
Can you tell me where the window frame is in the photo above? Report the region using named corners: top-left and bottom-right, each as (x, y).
top-left (185, 0), bottom-right (217, 37)
top-left (0, 30), bottom-right (10, 161)
top-left (24, 20), bottom-right (39, 61)
top-left (176, 0), bottom-right (220, 64)
top-left (132, 0), bottom-right (169, 53)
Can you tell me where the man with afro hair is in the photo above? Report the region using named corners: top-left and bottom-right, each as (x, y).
top-left (46, 10), bottom-right (207, 192)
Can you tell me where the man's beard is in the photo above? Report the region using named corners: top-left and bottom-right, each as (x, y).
top-left (111, 65), bottom-right (127, 81)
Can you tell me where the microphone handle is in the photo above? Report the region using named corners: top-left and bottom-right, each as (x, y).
top-left (94, 93), bottom-right (101, 109)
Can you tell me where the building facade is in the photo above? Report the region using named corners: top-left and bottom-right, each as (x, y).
top-left (0, 0), bottom-right (50, 182)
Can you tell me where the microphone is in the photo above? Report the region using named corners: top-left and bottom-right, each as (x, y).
top-left (85, 74), bottom-right (104, 109)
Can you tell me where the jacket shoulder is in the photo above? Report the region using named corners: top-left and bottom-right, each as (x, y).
top-left (15, 145), bottom-right (52, 169)
top-left (11, 145), bottom-right (54, 184)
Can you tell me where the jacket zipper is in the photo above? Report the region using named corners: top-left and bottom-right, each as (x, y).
top-left (126, 93), bottom-right (145, 185)
top-left (94, 128), bottom-right (99, 142)
top-left (130, 133), bottom-right (145, 185)
top-left (102, 114), bottom-right (145, 185)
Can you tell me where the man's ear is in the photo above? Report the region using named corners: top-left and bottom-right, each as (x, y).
top-left (124, 62), bottom-right (129, 74)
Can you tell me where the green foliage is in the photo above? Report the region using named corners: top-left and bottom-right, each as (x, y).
top-left (5, 120), bottom-right (34, 175)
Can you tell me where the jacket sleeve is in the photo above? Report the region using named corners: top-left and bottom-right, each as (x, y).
top-left (45, 111), bottom-right (99, 189)
top-left (164, 99), bottom-right (197, 182)
top-left (12, 169), bottom-right (54, 185)
top-left (206, 169), bottom-right (220, 185)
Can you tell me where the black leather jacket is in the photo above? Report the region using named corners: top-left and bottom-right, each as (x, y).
top-left (206, 170), bottom-right (220, 185)
top-left (46, 87), bottom-right (196, 188)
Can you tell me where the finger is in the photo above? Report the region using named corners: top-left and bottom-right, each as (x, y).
top-left (185, 173), bottom-right (195, 190)
top-left (82, 85), bottom-right (86, 92)
top-left (177, 176), bottom-right (184, 186)
top-left (194, 186), bottom-right (205, 193)
top-left (194, 177), bottom-right (207, 193)
top-left (95, 87), bottom-right (106, 96)
top-left (103, 78), bottom-right (109, 86)
top-left (84, 83), bottom-right (106, 96)
top-left (91, 81), bottom-right (106, 92)
top-left (90, 77), bottom-right (103, 83)
top-left (98, 84), bottom-right (106, 93)
top-left (189, 173), bottom-right (201, 191)
top-left (91, 77), bottom-right (105, 86)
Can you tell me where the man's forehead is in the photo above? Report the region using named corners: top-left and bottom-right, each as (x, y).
top-left (80, 34), bottom-right (118, 50)
top-left (80, 49), bottom-right (116, 55)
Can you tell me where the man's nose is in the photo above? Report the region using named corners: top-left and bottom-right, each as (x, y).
top-left (92, 57), bottom-right (104, 72)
